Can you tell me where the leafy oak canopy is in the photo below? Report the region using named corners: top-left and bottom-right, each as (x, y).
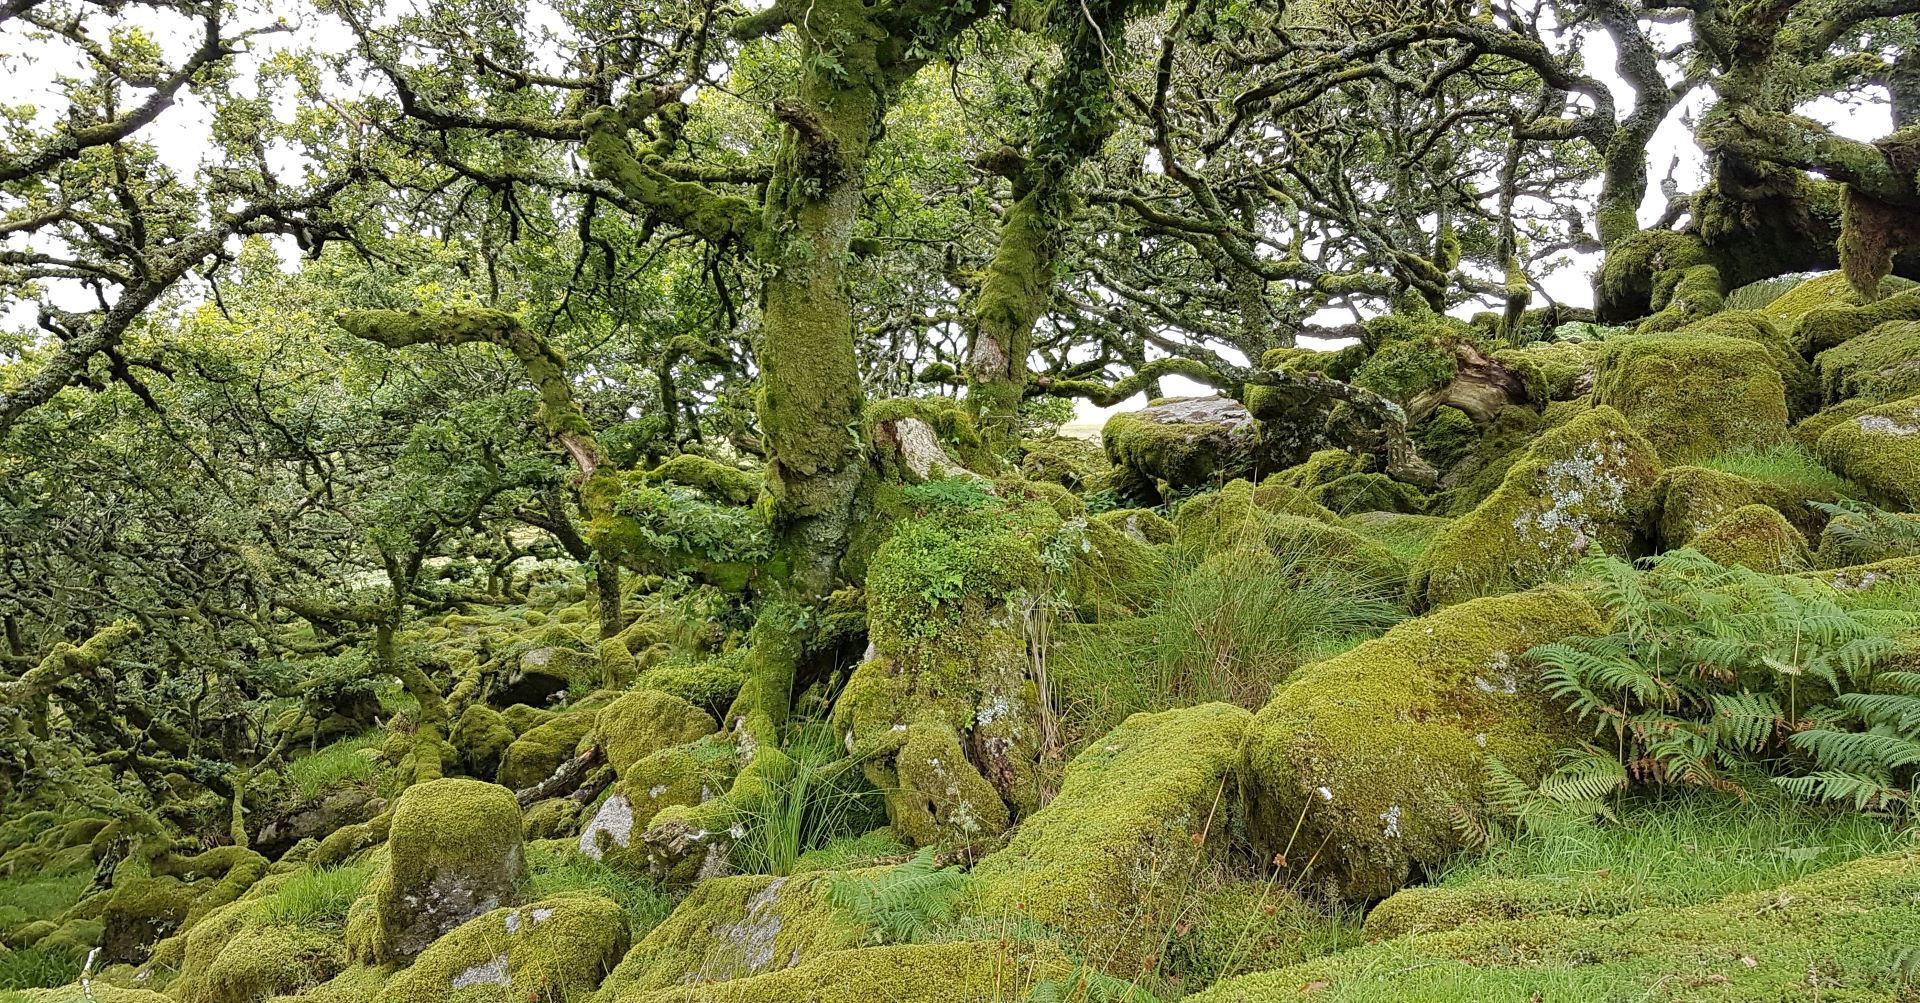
top-left (1, 0), bottom-right (1918, 911)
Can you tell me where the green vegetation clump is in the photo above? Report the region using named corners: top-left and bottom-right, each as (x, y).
top-left (966, 703), bottom-right (1252, 970)
top-left (589, 688), bottom-right (716, 775)
top-left (374, 894), bottom-right (629, 1003)
top-left (354, 778), bottom-right (526, 963)
top-left (1412, 407), bottom-right (1660, 608)
top-left (1593, 331), bottom-right (1789, 462)
top-left (1816, 393), bottom-right (1920, 509)
top-left (592, 872), bottom-right (865, 996)
top-left (1815, 319), bottom-right (1920, 404)
top-left (1689, 503), bottom-right (1812, 572)
top-left (1242, 586), bottom-right (1602, 899)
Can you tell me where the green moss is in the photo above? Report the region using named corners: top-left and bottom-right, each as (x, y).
top-left (1240, 587), bottom-right (1603, 900)
top-left (862, 397), bottom-right (986, 474)
top-left (1594, 229), bottom-right (1712, 324)
top-left (373, 894), bottom-right (627, 1003)
top-left (1102, 397), bottom-right (1257, 502)
top-left (596, 940), bottom-right (1073, 1003)
top-left (1412, 408), bottom-right (1660, 609)
top-left (1088, 506), bottom-right (1176, 544)
top-left (1678, 309), bottom-right (1819, 418)
top-left (1410, 406), bottom-right (1481, 474)
top-left (496, 710), bottom-right (596, 791)
top-left (1815, 320), bottom-right (1920, 405)
top-left (588, 688), bottom-right (716, 776)
top-left (632, 657), bottom-right (747, 721)
top-left (965, 703), bottom-right (1252, 970)
top-left (1594, 332), bottom-right (1789, 462)
top-left (1791, 282), bottom-right (1920, 353)
top-left (1689, 504), bottom-right (1812, 572)
top-left (1175, 481), bottom-right (1409, 587)
top-left (586, 735), bottom-right (740, 864)
top-left (592, 873), bottom-right (865, 996)
top-left (1432, 405), bottom-right (1551, 517)
top-left (1351, 335), bottom-right (1458, 406)
top-left (358, 778), bottom-right (525, 963)
top-left (519, 799), bottom-right (580, 841)
top-left (1490, 342), bottom-right (1597, 402)
top-left (1308, 472), bottom-right (1428, 515)
top-left (1160, 883), bottom-right (1363, 991)
top-left (1815, 393), bottom-right (1920, 509)
top-left (450, 705), bottom-right (515, 779)
top-left (1342, 512), bottom-right (1452, 565)
top-left (1185, 849), bottom-right (1920, 1002)
top-left (1271, 449), bottom-right (1367, 490)
top-left (1018, 435), bottom-right (1108, 491)
top-left (644, 454), bottom-right (759, 504)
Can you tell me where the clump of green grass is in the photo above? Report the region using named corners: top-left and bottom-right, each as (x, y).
top-left (1438, 789), bottom-right (1909, 906)
top-left (1055, 542), bottom-right (1402, 741)
top-left (0, 947), bottom-right (83, 990)
top-left (730, 720), bottom-right (887, 877)
top-left (523, 844), bottom-right (678, 937)
top-left (261, 862), bottom-right (375, 925)
top-left (1695, 443), bottom-right (1854, 496)
top-left (0, 869), bottom-right (90, 930)
top-left (285, 731), bottom-right (385, 801)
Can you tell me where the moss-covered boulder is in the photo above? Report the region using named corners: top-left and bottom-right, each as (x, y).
top-left (597, 940), bottom-right (1073, 1003)
top-left (451, 704), bottom-right (516, 778)
top-left (1185, 849), bottom-right (1920, 1002)
top-left (1411, 408), bottom-right (1659, 609)
top-left (1594, 332), bottom-right (1789, 462)
top-left (1817, 507), bottom-right (1920, 566)
top-left (1018, 435), bottom-right (1108, 491)
top-left (588, 688), bottom-right (717, 777)
top-left (965, 703), bottom-right (1252, 971)
top-left (1490, 341), bottom-right (1598, 401)
top-left (496, 709), bottom-right (596, 791)
top-left (631, 657), bottom-right (746, 721)
top-left (353, 778), bottom-right (525, 963)
top-left (1308, 472), bottom-right (1429, 515)
top-left (592, 873), bottom-right (865, 996)
top-left (1689, 504), bottom-right (1812, 572)
top-left (1652, 462), bottom-right (1841, 548)
top-left (499, 644), bottom-right (600, 707)
top-left (1816, 393), bottom-right (1920, 508)
top-left (1102, 396), bottom-right (1262, 502)
top-left (1815, 319), bottom-right (1920, 405)
top-left (1793, 282), bottom-right (1920, 353)
top-left (1175, 480), bottom-right (1410, 586)
top-left (375, 894), bottom-right (627, 1003)
top-left (1241, 587), bottom-right (1602, 900)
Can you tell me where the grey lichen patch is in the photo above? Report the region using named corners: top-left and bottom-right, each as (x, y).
top-left (449, 954), bottom-right (509, 990)
top-left (579, 792), bottom-right (635, 860)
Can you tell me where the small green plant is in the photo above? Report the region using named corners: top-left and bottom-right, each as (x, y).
top-left (824, 846), bottom-right (967, 944)
top-left (731, 720), bottom-right (885, 876)
top-left (1530, 550), bottom-right (1907, 793)
top-left (262, 862), bottom-right (375, 925)
top-left (0, 946), bottom-right (83, 990)
top-left (1697, 443), bottom-right (1854, 496)
top-left (1779, 670), bottom-right (1920, 813)
top-left (285, 731), bottom-right (385, 801)
top-left (1479, 747), bottom-right (1631, 833)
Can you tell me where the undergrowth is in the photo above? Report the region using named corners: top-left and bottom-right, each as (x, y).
top-left (1695, 443), bottom-right (1854, 496)
top-left (285, 730), bottom-right (386, 801)
top-left (524, 843), bottom-right (679, 936)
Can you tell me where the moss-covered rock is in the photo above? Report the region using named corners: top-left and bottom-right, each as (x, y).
top-left (1175, 481), bottom-right (1410, 586)
top-left (588, 689), bottom-right (717, 777)
top-left (592, 872), bottom-right (864, 996)
top-left (1679, 309), bottom-right (1819, 419)
top-left (596, 940), bottom-right (1073, 1003)
top-left (1271, 448), bottom-right (1367, 491)
top-left (1653, 465), bottom-right (1833, 548)
top-left (496, 710), bottom-right (596, 791)
top-left (355, 778), bottom-right (525, 963)
top-left (631, 657), bottom-right (746, 721)
top-left (374, 894), bottom-right (627, 1003)
top-left (965, 703), bottom-right (1252, 971)
top-left (1102, 396), bottom-right (1260, 503)
top-left (1594, 332), bottom-right (1789, 462)
top-left (499, 645), bottom-right (600, 708)
top-left (1490, 341), bottom-right (1598, 402)
top-left (1308, 472), bottom-right (1428, 515)
top-left (1815, 319), bottom-right (1920, 405)
top-left (1815, 393), bottom-right (1920, 508)
top-left (1018, 435), bottom-right (1108, 491)
top-left (1793, 282), bottom-right (1920, 353)
top-left (1241, 587), bottom-right (1602, 900)
top-left (1186, 849), bottom-right (1920, 1002)
top-left (1689, 504), bottom-right (1812, 572)
top-left (451, 705), bottom-right (515, 779)
top-left (1089, 506), bottom-right (1176, 544)
top-left (1351, 333), bottom-right (1458, 406)
top-left (1343, 512), bottom-right (1453, 564)
top-left (1411, 408), bottom-right (1660, 609)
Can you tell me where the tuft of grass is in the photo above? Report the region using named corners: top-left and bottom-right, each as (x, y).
top-left (523, 843), bottom-right (678, 937)
top-left (0, 947), bottom-right (83, 991)
top-left (1436, 789), bottom-right (1910, 907)
top-left (1723, 273), bottom-right (1815, 312)
top-left (285, 731), bottom-right (385, 801)
top-left (731, 720), bottom-right (887, 877)
top-left (1055, 541), bottom-right (1402, 742)
top-left (261, 862), bottom-right (375, 926)
top-left (1695, 443), bottom-right (1854, 497)
top-left (0, 869), bottom-right (90, 930)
